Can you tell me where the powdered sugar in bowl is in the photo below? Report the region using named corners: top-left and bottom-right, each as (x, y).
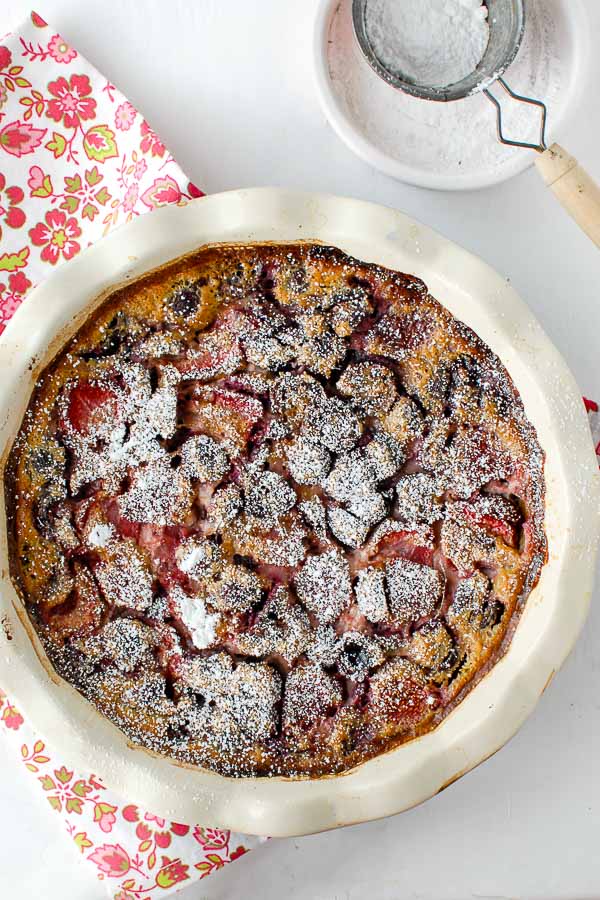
top-left (314, 0), bottom-right (591, 189)
top-left (356, 0), bottom-right (496, 99)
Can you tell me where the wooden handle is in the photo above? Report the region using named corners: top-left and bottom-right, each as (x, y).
top-left (535, 143), bottom-right (600, 249)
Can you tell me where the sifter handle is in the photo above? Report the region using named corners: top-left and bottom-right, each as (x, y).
top-left (535, 143), bottom-right (600, 249)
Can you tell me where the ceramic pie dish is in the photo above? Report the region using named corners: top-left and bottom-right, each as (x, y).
top-left (0, 188), bottom-right (598, 836)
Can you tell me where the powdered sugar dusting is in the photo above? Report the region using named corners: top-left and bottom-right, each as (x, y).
top-left (87, 522), bottom-right (114, 548)
top-left (365, 0), bottom-right (489, 90)
top-left (170, 586), bottom-right (220, 650)
top-left (12, 241), bottom-right (546, 778)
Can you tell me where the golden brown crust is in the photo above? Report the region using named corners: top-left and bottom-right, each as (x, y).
top-left (4, 242), bottom-right (546, 777)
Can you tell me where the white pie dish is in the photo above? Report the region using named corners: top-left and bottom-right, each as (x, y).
top-left (0, 187), bottom-right (598, 837)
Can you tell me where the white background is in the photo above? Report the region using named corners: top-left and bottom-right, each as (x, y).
top-left (1, 1), bottom-right (599, 898)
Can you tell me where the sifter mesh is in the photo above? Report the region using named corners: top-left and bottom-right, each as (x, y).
top-left (352, 0), bottom-right (548, 152)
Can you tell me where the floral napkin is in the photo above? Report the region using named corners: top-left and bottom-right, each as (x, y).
top-left (0, 9), bottom-right (202, 333)
top-left (0, 10), bottom-right (262, 899)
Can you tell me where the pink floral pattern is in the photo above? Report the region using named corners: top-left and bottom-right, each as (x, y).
top-left (0, 173), bottom-right (26, 234)
top-left (47, 34), bottom-right (77, 65)
top-left (88, 844), bottom-right (132, 878)
top-left (0, 46), bottom-right (12, 71)
top-left (0, 120), bottom-right (46, 157)
top-left (0, 269), bottom-right (31, 327)
top-left (29, 207), bottom-right (81, 263)
top-left (139, 120), bottom-right (166, 158)
top-left (46, 73), bottom-right (97, 129)
top-left (0, 11), bottom-right (203, 335)
top-left (115, 102), bottom-right (135, 132)
top-left (0, 689), bottom-right (24, 730)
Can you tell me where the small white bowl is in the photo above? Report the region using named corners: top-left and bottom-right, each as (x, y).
top-left (313, 0), bottom-right (594, 191)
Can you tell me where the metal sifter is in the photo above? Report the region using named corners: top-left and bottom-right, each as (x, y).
top-left (352, 0), bottom-right (600, 248)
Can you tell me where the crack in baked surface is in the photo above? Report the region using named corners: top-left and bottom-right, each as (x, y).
top-left (4, 242), bottom-right (546, 777)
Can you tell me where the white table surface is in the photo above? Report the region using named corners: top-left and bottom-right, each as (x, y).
top-left (2, 1), bottom-right (599, 898)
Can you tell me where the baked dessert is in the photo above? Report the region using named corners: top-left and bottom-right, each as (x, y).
top-left (5, 242), bottom-right (546, 777)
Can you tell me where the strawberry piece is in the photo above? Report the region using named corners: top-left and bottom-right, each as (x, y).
top-left (336, 604), bottom-right (368, 633)
top-left (104, 495), bottom-right (195, 585)
top-left (176, 308), bottom-right (246, 379)
top-left (155, 627), bottom-right (184, 678)
top-left (358, 310), bottom-right (433, 358)
top-left (104, 499), bottom-right (141, 542)
top-left (369, 658), bottom-right (430, 726)
top-left (462, 509), bottom-right (514, 544)
top-left (460, 496), bottom-right (520, 546)
top-left (182, 389), bottom-right (263, 450)
top-left (65, 382), bottom-right (118, 436)
top-left (45, 564), bottom-right (106, 641)
top-left (370, 527), bottom-right (435, 568)
top-left (404, 544), bottom-right (435, 566)
top-left (138, 524), bottom-right (191, 585)
top-left (178, 336), bottom-right (241, 380)
top-left (211, 389), bottom-right (263, 421)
